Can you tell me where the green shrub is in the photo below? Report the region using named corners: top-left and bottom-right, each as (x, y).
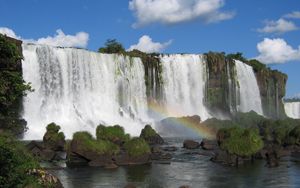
top-left (0, 34), bottom-right (22, 61)
top-left (140, 125), bottom-right (157, 138)
top-left (0, 133), bottom-right (40, 188)
top-left (96, 124), bottom-right (130, 143)
top-left (124, 138), bottom-right (151, 157)
top-left (220, 127), bottom-right (263, 157)
top-left (73, 131), bottom-right (119, 155)
top-left (98, 39), bottom-right (125, 54)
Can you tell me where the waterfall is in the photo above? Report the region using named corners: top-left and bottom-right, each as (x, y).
top-left (160, 54), bottom-right (210, 120)
top-left (235, 60), bottom-right (263, 115)
top-left (284, 102), bottom-right (300, 119)
top-left (22, 44), bottom-right (150, 139)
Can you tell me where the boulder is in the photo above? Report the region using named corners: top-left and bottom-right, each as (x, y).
top-left (183, 140), bottom-right (200, 149)
top-left (200, 139), bottom-right (218, 150)
top-left (211, 150), bottom-right (244, 166)
top-left (265, 150), bottom-right (279, 168)
top-left (43, 123), bottom-right (65, 151)
top-left (140, 125), bottom-right (164, 145)
top-left (124, 183), bottom-right (136, 188)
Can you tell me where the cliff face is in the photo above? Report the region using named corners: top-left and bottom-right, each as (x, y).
top-left (256, 69), bottom-right (287, 119)
top-left (0, 35), bottom-right (28, 136)
top-left (203, 52), bottom-right (287, 119)
top-left (204, 52), bottom-right (238, 117)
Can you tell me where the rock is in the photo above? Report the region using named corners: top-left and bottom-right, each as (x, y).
top-left (43, 122), bottom-right (66, 151)
top-left (183, 140), bottom-right (200, 149)
top-left (179, 186), bottom-right (191, 188)
top-left (66, 152), bottom-right (89, 167)
top-left (88, 155), bottom-right (114, 167)
top-left (140, 125), bottom-right (164, 145)
top-left (27, 169), bottom-right (63, 188)
top-left (265, 150), bottom-right (279, 168)
top-left (200, 139), bottom-right (218, 150)
top-left (211, 150), bottom-right (244, 166)
top-left (162, 146), bottom-right (178, 152)
top-left (115, 152), bottom-right (150, 166)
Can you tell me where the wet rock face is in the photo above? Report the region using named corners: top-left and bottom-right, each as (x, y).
top-left (140, 125), bottom-right (164, 145)
top-left (256, 69), bottom-right (287, 119)
top-left (183, 140), bottom-right (200, 149)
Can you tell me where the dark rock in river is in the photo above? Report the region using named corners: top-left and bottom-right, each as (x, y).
top-left (200, 139), bottom-right (218, 150)
top-left (140, 125), bottom-right (164, 145)
top-left (115, 152), bottom-right (151, 166)
top-left (183, 140), bottom-right (200, 149)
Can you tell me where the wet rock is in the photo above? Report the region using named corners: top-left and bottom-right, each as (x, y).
top-left (179, 186), bottom-right (191, 188)
top-left (265, 150), bottom-right (279, 168)
top-left (162, 146), bottom-right (178, 152)
top-left (140, 125), bottom-right (164, 145)
top-left (104, 163), bottom-right (118, 169)
top-left (183, 140), bottom-right (200, 149)
top-left (200, 139), bottom-right (218, 150)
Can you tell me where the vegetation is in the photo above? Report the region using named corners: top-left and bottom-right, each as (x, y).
top-left (0, 34), bottom-right (22, 61)
top-left (140, 124), bottom-right (157, 138)
top-left (124, 138), bottom-right (151, 157)
top-left (43, 123), bottom-right (65, 150)
top-left (96, 124), bottom-right (130, 143)
top-left (226, 52), bottom-right (267, 72)
top-left (98, 39), bottom-right (125, 54)
top-left (219, 127), bottom-right (263, 157)
top-left (73, 131), bottom-right (120, 155)
top-left (284, 98), bottom-right (300, 102)
top-left (0, 133), bottom-right (40, 188)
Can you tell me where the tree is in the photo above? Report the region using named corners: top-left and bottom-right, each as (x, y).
top-left (98, 39), bottom-right (125, 54)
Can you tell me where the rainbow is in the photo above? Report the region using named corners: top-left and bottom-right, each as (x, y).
top-left (147, 100), bottom-right (216, 139)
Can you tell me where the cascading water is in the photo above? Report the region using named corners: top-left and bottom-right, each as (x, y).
top-left (160, 54), bottom-right (210, 120)
top-left (235, 60), bottom-right (263, 115)
top-left (284, 102), bottom-right (300, 119)
top-left (22, 44), bottom-right (151, 139)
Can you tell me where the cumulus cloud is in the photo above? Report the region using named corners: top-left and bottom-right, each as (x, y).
top-left (257, 19), bottom-right (298, 34)
top-left (284, 11), bottom-right (300, 19)
top-left (0, 27), bottom-right (20, 39)
top-left (129, 0), bottom-right (235, 28)
top-left (128, 35), bottom-right (172, 53)
top-left (0, 27), bottom-right (89, 48)
top-left (25, 29), bottom-right (89, 48)
top-left (256, 38), bottom-right (300, 64)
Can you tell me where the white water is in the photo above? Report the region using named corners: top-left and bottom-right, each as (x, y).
top-left (235, 60), bottom-right (263, 115)
top-left (160, 54), bottom-right (210, 120)
top-left (22, 44), bottom-right (151, 139)
top-left (284, 102), bottom-right (300, 119)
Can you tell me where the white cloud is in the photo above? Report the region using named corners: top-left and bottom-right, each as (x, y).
top-left (26, 29), bottom-right (89, 48)
top-left (129, 0), bottom-right (235, 28)
top-left (0, 27), bottom-right (20, 39)
top-left (256, 38), bottom-right (300, 64)
top-left (128, 35), bottom-right (172, 53)
top-left (257, 19), bottom-right (298, 34)
top-left (0, 27), bottom-right (89, 48)
top-left (284, 11), bottom-right (300, 19)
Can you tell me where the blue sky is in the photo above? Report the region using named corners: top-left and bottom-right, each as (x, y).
top-left (0, 0), bottom-right (300, 97)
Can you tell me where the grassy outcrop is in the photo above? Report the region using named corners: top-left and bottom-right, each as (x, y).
top-left (73, 131), bottom-right (120, 155)
top-left (124, 137), bottom-right (151, 157)
top-left (43, 122), bottom-right (65, 151)
top-left (96, 124), bottom-right (130, 144)
top-left (219, 127), bottom-right (263, 157)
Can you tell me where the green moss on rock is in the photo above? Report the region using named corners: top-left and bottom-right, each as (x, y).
top-left (124, 138), bottom-right (151, 157)
top-left (73, 131), bottom-right (120, 155)
top-left (96, 124), bottom-right (130, 143)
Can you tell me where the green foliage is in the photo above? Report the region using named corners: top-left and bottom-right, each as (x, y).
top-left (0, 133), bottom-right (40, 188)
top-left (43, 122), bottom-right (65, 147)
top-left (140, 125), bottom-right (157, 138)
top-left (96, 124), bottom-right (130, 143)
top-left (234, 111), bottom-right (265, 128)
top-left (226, 52), bottom-right (247, 62)
top-left (124, 138), bottom-right (151, 157)
top-left (0, 71), bottom-right (32, 107)
top-left (0, 34), bottom-right (22, 61)
top-left (220, 127), bottom-right (263, 157)
top-left (288, 125), bottom-right (300, 145)
top-left (73, 131), bottom-right (120, 155)
top-left (247, 59), bottom-right (267, 72)
top-left (98, 39), bottom-right (125, 54)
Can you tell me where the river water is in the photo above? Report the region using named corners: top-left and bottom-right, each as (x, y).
top-left (50, 138), bottom-right (300, 188)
